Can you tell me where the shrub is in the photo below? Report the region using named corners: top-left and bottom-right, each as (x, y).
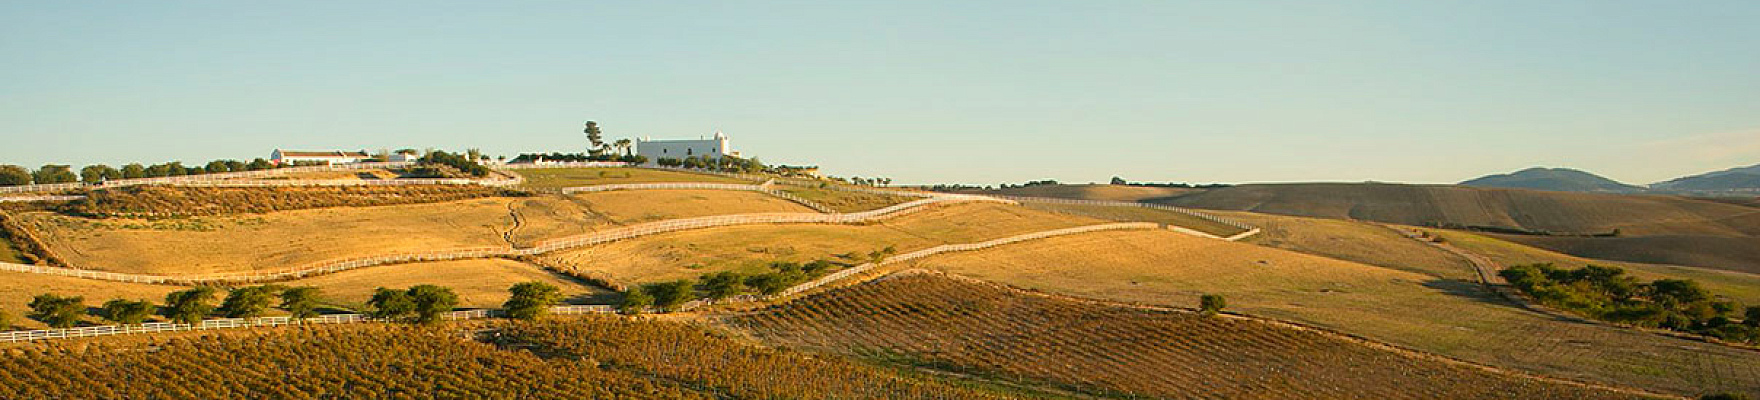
top-left (164, 287), bottom-right (218, 325)
top-left (279, 286), bottom-right (322, 319)
top-left (101, 299), bottom-right (155, 325)
top-left (617, 288), bottom-right (653, 315)
top-left (644, 280), bottom-right (696, 312)
top-left (368, 288), bottom-right (416, 321)
top-left (220, 285), bottom-right (284, 318)
top-left (1199, 294), bottom-right (1226, 316)
top-left (700, 271), bottom-right (746, 301)
top-left (0, 310), bottom-right (10, 330)
top-left (408, 285), bottom-right (459, 324)
top-left (504, 282), bottom-right (564, 320)
top-left (28, 294), bottom-right (85, 328)
top-left (0, 165), bottom-right (30, 186)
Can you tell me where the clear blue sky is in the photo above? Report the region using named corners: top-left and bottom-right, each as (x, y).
top-left (4, 1), bottom-right (1757, 185)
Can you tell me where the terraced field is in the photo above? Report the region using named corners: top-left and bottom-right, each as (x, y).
top-left (902, 229), bottom-right (1760, 398)
top-left (283, 258), bottom-right (608, 309)
top-left (514, 167), bottom-right (751, 189)
top-left (539, 202), bottom-right (1107, 286)
top-left (1021, 202), bottom-right (1247, 237)
top-left (570, 189), bottom-right (815, 224)
top-left (728, 273), bottom-right (1646, 399)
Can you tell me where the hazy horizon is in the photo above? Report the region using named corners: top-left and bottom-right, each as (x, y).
top-left (4, 1), bottom-right (1758, 186)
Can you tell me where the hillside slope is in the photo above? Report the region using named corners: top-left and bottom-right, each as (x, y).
top-left (1652, 164), bottom-right (1760, 191)
top-left (1460, 167), bottom-right (1642, 193)
top-left (1155, 183), bottom-right (1760, 271)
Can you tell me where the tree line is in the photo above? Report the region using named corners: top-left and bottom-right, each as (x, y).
top-left (616, 248), bottom-right (896, 314)
top-left (3, 281), bottom-right (573, 331)
top-left (1501, 263), bottom-right (1760, 344)
top-left (0, 159), bottom-right (300, 186)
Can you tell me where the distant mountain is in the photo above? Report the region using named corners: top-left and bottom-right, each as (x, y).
top-left (1652, 164), bottom-right (1760, 192)
top-left (1459, 167), bottom-right (1643, 193)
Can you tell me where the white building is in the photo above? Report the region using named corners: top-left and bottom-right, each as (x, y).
top-left (636, 131), bottom-right (737, 161)
top-left (271, 150), bottom-right (372, 165)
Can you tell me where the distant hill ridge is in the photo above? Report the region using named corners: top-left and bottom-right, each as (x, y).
top-left (1459, 167), bottom-right (1642, 193)
top-left (1651, 163), bottom-right (1760, 191)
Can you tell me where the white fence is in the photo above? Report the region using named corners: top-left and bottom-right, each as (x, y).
top-left (495, 161), bottom-right (632, 170)
top-left (0, 304), bottom-right (617, 343)
top-left (0, 196), bottom-right (997, 285)
top-left (678, 222), bottom-right (1160, 309)
top-left (0, 195), bottom-right (85, 203)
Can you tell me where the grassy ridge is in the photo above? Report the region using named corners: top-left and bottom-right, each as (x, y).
top-left (513, 167), bottom-right (751, 189)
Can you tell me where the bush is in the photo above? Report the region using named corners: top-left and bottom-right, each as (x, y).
top-left (700, 271), bottom-right (746, 301)
top-left (279, 286), bottom-right (322, 319)
top-left (28, 294), bottom-right (85, 328)
top-left (504, 282), bottom-right (564, 320)
top-left (617, 288), bottom-right (653, 315)
top-left (420, 150), bottom-right (490, 177)
top-left (368, 285), bottom-right (460, 324)
top-left (164, 287), bottom-right (218, 325)
top-left (0, 165), bottom-right (31, 186)
top-left (644, 280), bottom-right (696, 312)
top-left (368, 288), bottom-right (416, 321)
top-left (1199, 294), bottom-right (1226, 316)
top-left (220, 285), bottom-right (283, 318)
top-left (0, 310), bottom-right (10, 330)
top-left (101, 299), bottom-right (155, 325)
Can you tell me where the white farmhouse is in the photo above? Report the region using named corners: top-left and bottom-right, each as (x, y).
top-left (636, 131), bottom-right (737, 161)
top-left (270, 150), bottom-right (372, 165)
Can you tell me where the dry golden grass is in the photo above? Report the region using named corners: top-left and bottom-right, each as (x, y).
top-left (956, 184), bottom-right (1200, 202)
top-left (514, 167), bottom-right (751, 189)
top-left (1428, 229), bottom-right (1760, 305)
top-left (273, 169), bottom-right (405, 180)
top-left (1021, 202), bottom-right (1248, 237)
top-left (22, 198), bottom-right (519, 275)
top-left (1205, 210), bottom-right (1481, 281)
top-left (778, 187), bottom-right (914, 212)
top-left (24, 190), bottom-right (817, 275)
top-left (570, 190), bottom-right (816, 224)
top-left (0, 237), bottom-right (25, 264)
top-left (541, 202), bottom-right (1106, 285)
top-left (902, 229), bottom-right (1760, 398)
top-left (0, 270), bottom-right (179, 330)
top-left (287, 258), bottom-right (609, 309)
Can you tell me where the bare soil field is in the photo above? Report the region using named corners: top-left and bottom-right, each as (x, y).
top-left (1427, 230), bottom-right (1760, 305)
top-left (1207, 210), bottom-right (1480, 281)
top-left (728, 273), bottom-right (1649, 399)
top-left (954, 183), bottom-right (1201, 202)
top-left (778, 187), bottom-right (915, 212)
top-left (514, 167), bottom-right (751, 189)
top-left (1021, 202), bottom-right (1248, 237)
top-left (540, 202), bottom-right (1106, 286)
top-left (901, 229), bottom-right (1760, 398)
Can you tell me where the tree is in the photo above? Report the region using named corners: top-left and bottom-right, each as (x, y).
top-left (701, 271), bottom-right (746, 301)
top-left (280, 286), bottom-right (322, 319)
top-left (101, 299), bottom-right (155, 325)
top-left (1199, 294), bottom-right (1227, 316)
top-left (120, 163), bottom-right (147, 179)
top-left (645, 280), bottom-right (696, 312)
top-left (164, 287), bottom-right (218, 324)
top-left (223, 160), bottom-right (247, 172)
top-left (617, 288), bottom-right (653, 315)
top-left (246, 158), bottom-right (274, 171)
top-left (204, 160), bottom-right (230, 173)
top-left (28, 294), bottom-right (85, 328)
top-left (220, 285), bottom-right (283, 318)
top-left (503, 282), bottom-right (563, 320)
top-left (80, 164), bottom-right (121, 183)
top-left (614, 138), bottom-right (634, 157)
top-left (583, 121), bottom-right (606, 156)
top-left (32, 165), bottom-right (77, 184)
top-left (1110, 176), bottom-right (1128, 185)
top-left (0, 165), bottom-right (30, 186)
top-left (368, 287), bottom-right (416, 321)
top-left (407, 285), bottom-right (459, 324)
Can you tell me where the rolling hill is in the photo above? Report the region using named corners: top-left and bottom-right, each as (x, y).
top-left (1651, 164), bottom-right (1760, 192)
top-left (1152, 182), bottom-right (1760, 272)
top-left (1460, 167), bottom-right (1642, 193)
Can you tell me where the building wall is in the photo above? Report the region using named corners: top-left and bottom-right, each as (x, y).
top-left (636, 138), bottom-right (729, 161)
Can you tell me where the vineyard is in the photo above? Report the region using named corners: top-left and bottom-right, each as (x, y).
top-left (63, 185), bottom-right (517, 218)
top-left (0, 318), bottom-right (1018, 399)
top-left (727, 273), bottom-right (1649, 399)
top-left (779, 186), bottom-right (916, 212)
